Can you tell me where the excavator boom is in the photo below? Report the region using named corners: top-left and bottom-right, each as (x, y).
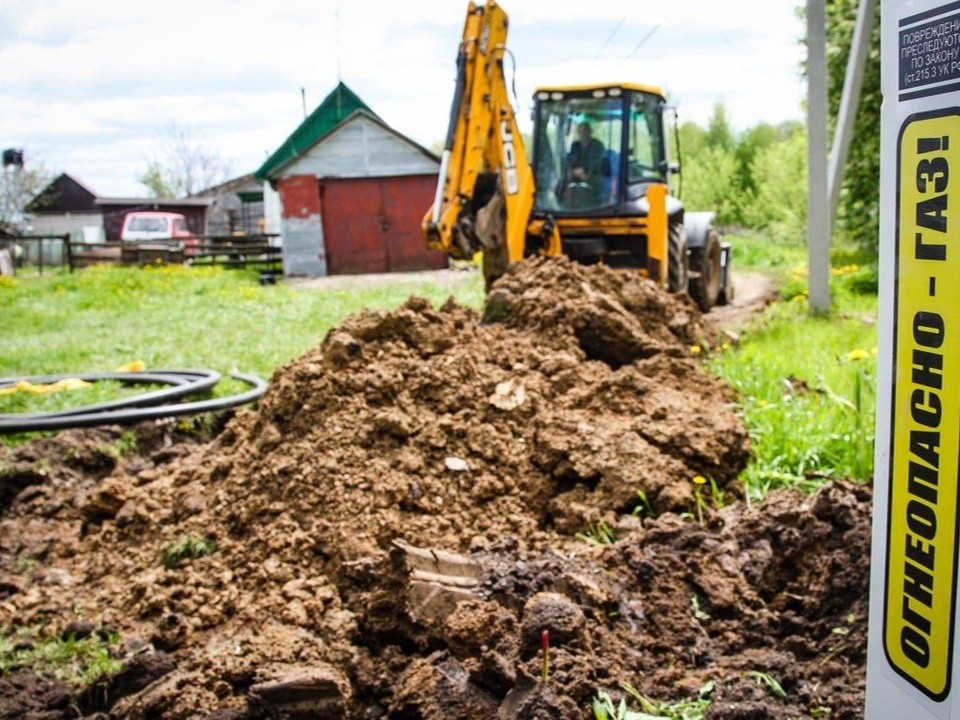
top-left (422, 1), bottom-right (543, 279)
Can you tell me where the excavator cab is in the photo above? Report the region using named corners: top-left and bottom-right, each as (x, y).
top-left (532, 85), bottom-right (668, 216)
top-left (528, 84), bottom-right (679, 274)
top-left (526, 82), bottom-right (732, 310)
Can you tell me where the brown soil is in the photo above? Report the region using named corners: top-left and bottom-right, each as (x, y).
top-left (0, 257), bottom-right (867, 719)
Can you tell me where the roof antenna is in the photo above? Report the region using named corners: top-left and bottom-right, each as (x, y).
top-left (335, 2), bottom-right (343, 118)
top-left (335, 2), bottom-right (342, 83)
top-left (301, 87), bottom-right (307, 118)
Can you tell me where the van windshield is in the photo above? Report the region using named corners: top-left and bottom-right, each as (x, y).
top-left (128, 217), bottom-right (168, 232)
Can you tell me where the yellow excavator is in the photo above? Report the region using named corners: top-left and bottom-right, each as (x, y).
top-left (422, 0), bottom-right (733, 311)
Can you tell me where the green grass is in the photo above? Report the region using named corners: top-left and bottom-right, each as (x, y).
top-left (711, 236), bottom-right (878, 499)
top-left (593, 682), bottom-right (713, 720)
top-left (161, 535), bottom-right (216, 569)
top-left (0, 264), bottom-right (484, 420)
top-left (576, 520), bottom-right (617, 547)
top-left (727, 230), bottom-right (807, 276)
top-left (0, 627), bottom-right (123, 686)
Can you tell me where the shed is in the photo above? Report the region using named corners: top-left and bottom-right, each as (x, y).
top-left (193, 174), bottom-right (273, 236)
top-left (26, 173), bottom-right (104, 242)
top-left (256, 82), bottom-right (446, 277)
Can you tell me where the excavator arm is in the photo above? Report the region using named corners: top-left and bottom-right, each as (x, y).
top-left (423, 1), bottom-right (555, 283)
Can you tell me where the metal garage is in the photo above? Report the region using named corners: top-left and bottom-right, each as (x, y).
top-left (256, 83), bottom-right (447, 277)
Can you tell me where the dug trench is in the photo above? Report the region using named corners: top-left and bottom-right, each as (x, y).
top-left (0, 257), bottom-right (869, 719)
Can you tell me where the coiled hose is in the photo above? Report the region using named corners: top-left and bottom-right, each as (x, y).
top-left (0, 369), bottom-right (267, 434)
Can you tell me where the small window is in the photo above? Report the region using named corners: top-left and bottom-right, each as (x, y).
top-left (627, 94), bottom-right (665, 184)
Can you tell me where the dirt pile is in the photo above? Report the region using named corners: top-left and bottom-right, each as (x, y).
top-left (0, 257), bottom-right (866, 718)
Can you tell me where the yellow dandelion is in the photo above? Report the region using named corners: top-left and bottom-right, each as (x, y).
top-left (689, 345), bottom-right (702, 355)
top-left (115, 360), bottom-right (146, 372)
top-left (692, 475), bottom-right (707, 486)
top-left (846, 349), bottom-right (869, 362)
top-left (831, 263), bottom-right (860, 277)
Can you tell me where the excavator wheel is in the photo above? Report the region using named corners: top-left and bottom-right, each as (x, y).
top-left (667, 221), bottom-right (689, 294)
top-left (689, 228), bottom-right (723, 312)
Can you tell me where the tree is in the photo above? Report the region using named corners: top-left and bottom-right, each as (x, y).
top-left (735, 121), bottom-right (802, 195)
top-left (825, 0), bottom-right (881, 253)
top-left (679, 143), bottom-right (742, 225)
top-left (743, 126), bottom-right (808, 243)
top-left (138, 161), bottom-right (179, 198)
top-left (138, 123), bottom-right (231, 198)
top-left (704, 104), bottom-right (736, 153)
top-left (677, 105), bottom-right (745, 226)
top-left (1, 152), bottom-right (53, 234)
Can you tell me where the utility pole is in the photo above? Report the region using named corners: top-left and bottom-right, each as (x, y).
top-left (807, 0), bottom-right (831, 313)
top-left (828, 0), bottom-right (877, 224)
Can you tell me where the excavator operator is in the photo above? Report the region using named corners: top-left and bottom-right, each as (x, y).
top-left (565, 121), bottom-right (610, 207)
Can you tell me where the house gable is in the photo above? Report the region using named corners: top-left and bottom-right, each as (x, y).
top-left (27, 173), bottom-right (98, 214)
top-left (275, 111), bottom-right (439, 180)
top-left (255, 82), bottom-right (373, 181)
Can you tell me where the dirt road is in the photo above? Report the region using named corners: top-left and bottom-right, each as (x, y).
top-left (709, 271), bottom-right (778, 329)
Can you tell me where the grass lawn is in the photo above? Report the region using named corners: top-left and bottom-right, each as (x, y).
top-left (0, 265), bottom-right (483, 420)
top-left (710, 233), bottom-right (879, 499)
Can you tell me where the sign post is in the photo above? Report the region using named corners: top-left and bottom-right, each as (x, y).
top-left (867, 2), bottom-right (960, 716)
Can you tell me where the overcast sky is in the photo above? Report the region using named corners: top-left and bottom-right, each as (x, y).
top-left (1, 0), bottom-right (807, 197)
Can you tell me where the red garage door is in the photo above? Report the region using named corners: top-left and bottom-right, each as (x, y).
top-left (319, 175), bottom-right (449, 275)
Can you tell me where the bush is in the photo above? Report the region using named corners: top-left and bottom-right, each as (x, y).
top-left (743, 128), bottom-right (808, 244)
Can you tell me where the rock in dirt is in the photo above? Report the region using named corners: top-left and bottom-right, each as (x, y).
top-left (396, 541), bottom-right (482, 626)
top-left (61, 619), bottom-right (96, 641)
top-left (247, 664), bottom-right (350, 719)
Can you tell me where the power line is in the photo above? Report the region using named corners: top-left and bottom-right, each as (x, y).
top-left (593, 17), bottom-right (625, 61)
top-left (624, 24), bottom-right (661, 60)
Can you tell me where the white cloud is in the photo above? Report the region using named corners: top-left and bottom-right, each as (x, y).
top-left (0, 0), bottom-right (805, 195)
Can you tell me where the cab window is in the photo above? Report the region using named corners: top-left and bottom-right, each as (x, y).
top-left (628, 94), bottom-right (665, 184)
top-left (533, 96), bottom-right (623, 212)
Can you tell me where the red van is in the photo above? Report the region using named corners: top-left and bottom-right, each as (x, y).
top-left (120, 212), bottom-right (198, 253)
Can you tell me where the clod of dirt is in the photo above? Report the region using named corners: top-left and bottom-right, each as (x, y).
top-left (0, 673), bottom-right (73, 719)
top-left (520, 593), bottom-right (585, 651)
top-left (0, 257), bottom-right (872, 720)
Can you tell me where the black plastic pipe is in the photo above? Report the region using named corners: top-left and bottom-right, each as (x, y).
top-left (0, 370), bottom-right (267, 434)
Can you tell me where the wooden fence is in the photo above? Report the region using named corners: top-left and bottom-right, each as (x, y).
top-left (66, 234), bottom-right (281, 274)
top-left (0, 235), bottom-right (71, 276)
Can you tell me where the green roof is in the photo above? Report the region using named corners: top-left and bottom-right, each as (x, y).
top-left (255, 82), bottom-right (375, 180)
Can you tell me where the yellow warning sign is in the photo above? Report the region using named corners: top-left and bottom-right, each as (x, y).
top-left (884, 109), bottom-right (960, 701)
